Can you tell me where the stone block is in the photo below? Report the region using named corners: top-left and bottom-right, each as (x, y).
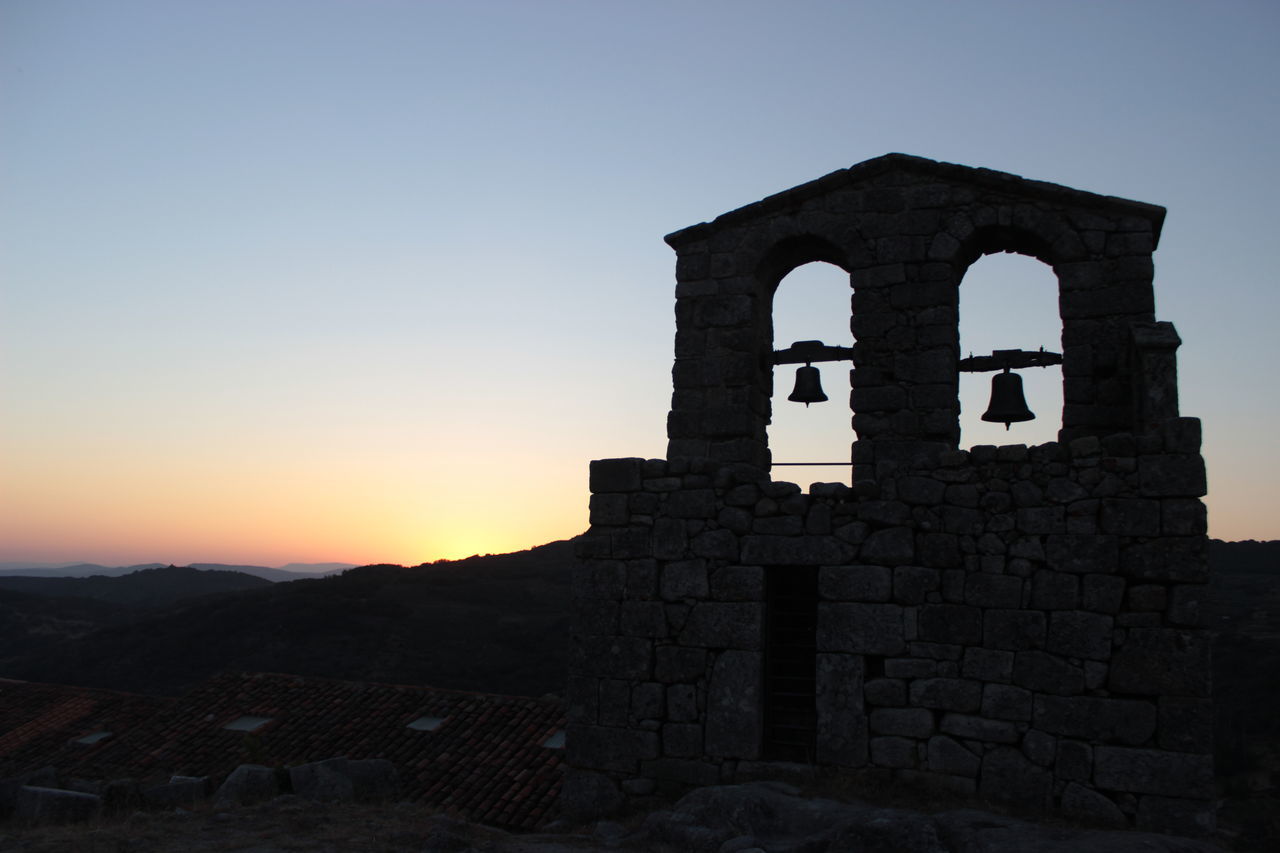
top-left (908, 678), bottom-right (981, 713)
top-left (860, 527), bottom-right (915, 564)
top-left (864, 678), bottom-right (907, 706)
top-left (817, 603), bottom-right (905, 655)
top-left (620, 601), bottom-right (668, 638)
top-left (753, 515), bottom-right (804, 535)
top-left (1029, 570), bottom-right (1078, 610)
top-left (640, 758), bottom-right (721, 786)
top-left (598, 680), bottom-right (630, 726)
top-left (741, 535), bottom-right (855, 565)
top-left (1054, 739), bottom-right (1092, 782)
top-left (590, 493), bottom-right (630, 526)
top-left (1081, 574), bottom-right (1125, 614)
top-left (983, 609), bottom-right (1045, 651)
top-left (679, 603), bottom-right (762, 649)
top-left (1045, 611), bottom-right (1113, 661)
top-left (655, 646), bottom-right (705, 683)
top-left (1162, 498), bottom-right (1206, 535)
top-left (1108, 628), bottom-right (1210, 697)
top-left (870, 736), bottom-right (918, 769)
top-left (691, 529), bottom-right (738, 560)
top-left (567, 724), bottom-right (660, 773)
top-left (979, 747), bottom-right (1051, 810)
top-left (590, 458), bottom-right (644, 493)
top-left (574, 561), bottom-right (625, 601)
top-left (631, 682), bottom-right (664, 721)
top-left (1032, 695), bottom-right (1155, 745)
top-left (885, 657), bottom-right (937, 679)
top-left (927, 735), bottom-right (979, 777)
top-left (917, 604), bottom-right (982, 646)
top-left (816, 653), bottom-right (868, 766)
top-left (1094, 747), bottom-right (1214, 798)
top-left (1046, 535), bottom-right (1118, 574)
top-left (667, 489), bottom-right (718, 519)
top-left (625, 560), bottom-right (659, 598)
top-left (1012, 651), bottom-right (1083, 696)
top-left (705, 650), bottom-right (762, 759)
top-left (939, 714), bottom-right (1019, 744)
top-left (898, 476), bottom-right (946, 505)
top-left (870, 707), bottom-right (935, 738)
top-left (981, 684), bottom-right (1032, 721)
top-left (573, 600), bottom-right (619, 637)
top-left (709, 565), bottom-right (763, 601)
top-left (661, 559), bottom-right (709, 601)
top-left (667, 684), bottom-right (697, 722)
top-left (964, 574), bottom-right (1022, 609)
top-left (1060, 782), bottom-right (1126, 828)
top-left (1138, 455), bottom-right (1206, 497)
top-left (820, 565), bottom-right (891, 602)
top-left (961, 647), bottom-right (1013, 682)
top-left (573, 634), bottom-right (653, 680)
top-left (662, 723), bottom-right (703, 758)
top-left (610, 529), bottom-right (652, 559)
top-left (1120, 538), bottom-right (1208, 583)
top-left (893, 566), bottom-right (940, 604)
top-left (917, 532), bottom-right (962, 568)
top-left (1022, 729), bottom-right (1056, 767)
top-left (1099, 499), bottom-right (1160, 536)
top-left (1017, 507), bottom-right (1065, 535)
top-left (1127, 584), bottom-right (1167, 611)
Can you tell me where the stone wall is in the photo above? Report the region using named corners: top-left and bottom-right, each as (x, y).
top-left (566, 156), bottom-right (1211, 834)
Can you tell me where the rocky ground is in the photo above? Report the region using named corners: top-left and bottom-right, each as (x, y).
top-left (0, 781), bottom-right (1231, 853)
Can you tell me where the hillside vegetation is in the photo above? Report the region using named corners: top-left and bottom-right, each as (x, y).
top-left (0, 540), bottom-right (575, 697)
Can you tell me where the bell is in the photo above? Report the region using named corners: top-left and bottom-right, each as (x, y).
top-left (787, 364), bottom-right (828, 406)
top-left (981, 369), bottom-right (1034, 429)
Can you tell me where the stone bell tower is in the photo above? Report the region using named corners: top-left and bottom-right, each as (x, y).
top-left (567, 155), bottom-right (1211, 835)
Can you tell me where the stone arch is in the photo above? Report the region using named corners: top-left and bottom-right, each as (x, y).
top-left (664, 155), bottom-right (1167, 469)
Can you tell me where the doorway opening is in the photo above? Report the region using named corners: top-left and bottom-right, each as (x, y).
top-left (763, 565), bottom-right (818, 762)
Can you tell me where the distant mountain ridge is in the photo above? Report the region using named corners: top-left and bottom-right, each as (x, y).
top-left (0, 561), bottom-right (355, 583)
top-left (0, 566), bottom-right (272, 609)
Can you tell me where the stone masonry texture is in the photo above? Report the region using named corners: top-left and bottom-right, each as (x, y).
top-left (567, 155), bottom-right (1211, 835)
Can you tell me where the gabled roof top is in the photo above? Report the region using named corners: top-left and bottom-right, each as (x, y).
top-left (665, 153), bottom-right (1166, 247)
top-left (0, 678), bottom-right (170, 777)
top-left (69, 671), bottom-right (566, 830)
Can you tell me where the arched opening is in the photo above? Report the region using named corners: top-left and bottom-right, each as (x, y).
top-left (959, 252), bottom-right (1063, 448)
top-left (769, 261), bottom-right (853, 487)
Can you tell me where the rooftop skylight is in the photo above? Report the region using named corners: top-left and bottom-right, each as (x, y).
top-left (540, 729), bottom-right (565, 749)
top-left (222, 715), bottom-right (273, 732)
top-left (406, 715), bottom-right (446, 732)
top-left (74, 731), bottom-right (112, 745)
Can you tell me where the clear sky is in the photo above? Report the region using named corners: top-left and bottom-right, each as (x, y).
top-left (2, 0), bottom-right (1277, 566)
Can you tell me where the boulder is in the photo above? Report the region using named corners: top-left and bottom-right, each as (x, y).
top-left (289, 758), bottom-right (354, 803)
top-left (214, 764), bottom-right (280, 807)
top-left (14, 785), bottom-right (101, 825)
top-left (142, 775), bottom-right (207, 809)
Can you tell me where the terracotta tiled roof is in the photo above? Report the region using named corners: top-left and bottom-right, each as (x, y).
top-left (0, 678), bottom-right (171, 777)
top-left (70, 672), bottom-right (566, 830)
